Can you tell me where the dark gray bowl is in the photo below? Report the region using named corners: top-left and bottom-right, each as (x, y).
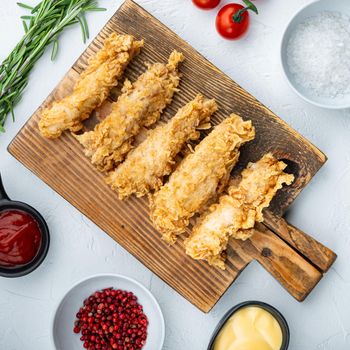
top-left (207, 301), bottom-right (290, 350)
top-left (0, 174), bottom-right (50, 277)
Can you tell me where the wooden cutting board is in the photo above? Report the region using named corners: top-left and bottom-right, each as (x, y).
top-left (8, 0), bottom-right (336, 312)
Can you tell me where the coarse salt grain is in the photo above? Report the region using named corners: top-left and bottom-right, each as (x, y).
top-left (287, 11), bottom-right (350, 98)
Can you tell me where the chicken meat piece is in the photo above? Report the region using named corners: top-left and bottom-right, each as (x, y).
top-left (185, 153), bottom-right (294, 269)
top-left (149, 114), bottom-right (255, 244)
top-left (106, 94), bottom-right (217, 199)
top-left (39, 33), bottom-right (143, 138)
top-left (75, 50), bottom-right (184, 172)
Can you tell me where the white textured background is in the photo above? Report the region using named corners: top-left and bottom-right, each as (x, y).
top-left (1, 0), bottom-right (349, 349)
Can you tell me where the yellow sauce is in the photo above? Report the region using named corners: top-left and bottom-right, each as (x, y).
top-left (213, 306), bottom-right (283, 350)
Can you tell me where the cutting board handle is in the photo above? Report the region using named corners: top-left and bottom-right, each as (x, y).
top-left (263, 211), bottom-right (336, 273)
top-left (245, 222), bottom-right (323, 301)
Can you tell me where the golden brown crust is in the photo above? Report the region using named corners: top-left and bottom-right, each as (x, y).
top-left (39, 33), bottom-right (143, 138)
top-left (149, 114), bottom-right (255, 244)
top-left (184, 153), bottom-right (294, 269)
top-left (106, 94), bottom-right (217, 199)
top-left (75, 50), bottom-right (184, 172)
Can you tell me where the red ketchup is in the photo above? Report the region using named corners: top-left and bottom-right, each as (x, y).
top-left (0, 209), bottom-right (42, 267)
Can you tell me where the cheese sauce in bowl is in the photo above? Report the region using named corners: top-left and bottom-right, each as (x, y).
top-left (208, 301), bottom-right (289, 350)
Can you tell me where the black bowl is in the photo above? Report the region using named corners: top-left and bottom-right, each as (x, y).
top-left (0, 174), bottom-right (50, 277)
top-left (207, 301), bottom-right (290, 350)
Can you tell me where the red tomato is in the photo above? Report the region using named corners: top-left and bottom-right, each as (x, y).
top-left (192, 0), bottom-right (221, 10)
top-left (216, 3), bottom-right (254, 40)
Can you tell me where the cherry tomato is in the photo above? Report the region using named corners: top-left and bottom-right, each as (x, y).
top-left (216, 1), bottom-right (258, 40)
top-left (192, 0), bottom-right (221, 10)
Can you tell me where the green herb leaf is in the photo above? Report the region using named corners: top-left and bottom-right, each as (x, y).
top-left (51, 39), bottom-right (59, 61)
top-left (85, 7), bottom-right (106, 12)
top-left (20, 15), bottom-right (34, 20)
top-left (77, 16), bottom-right (87, 43)
top-left (81, 13), bottom-right (89, 39)
top-left (17, 2), bottom-right (34, 10)
top-left (22, 19), bottom-right (28, 33)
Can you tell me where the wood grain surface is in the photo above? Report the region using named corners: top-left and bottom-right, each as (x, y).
top-left (8, 0), bottom-right (336, 312)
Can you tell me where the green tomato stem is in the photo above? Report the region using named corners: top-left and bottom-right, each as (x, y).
top-left (233, 0), bottom-right (258, 24)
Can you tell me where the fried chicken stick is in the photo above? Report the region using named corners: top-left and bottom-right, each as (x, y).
top-left (185, 153), bottom-right (294, 269)
top-left (106, 94), bottom-right (217, 199)
top-left (75, 50), bottom-right (184, 172)
top-left (149, 114), bottom-right (255, 244)
top-left (39, 33), bottom-right (142, 138)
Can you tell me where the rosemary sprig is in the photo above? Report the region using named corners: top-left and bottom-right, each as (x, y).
top-left (0, 0), bottom-right (106, 133)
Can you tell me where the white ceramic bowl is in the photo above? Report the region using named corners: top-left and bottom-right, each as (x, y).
top-left (281, 0), bottom-right (350, 109)
top-left (52, 274), bottom-right (165, 350)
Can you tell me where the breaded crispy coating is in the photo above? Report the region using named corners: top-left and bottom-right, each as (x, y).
top-left (39, 33), bottom-right (143, 138)
top-left (75, 50), bottom-right (184, 172)
top-left (106, 94), bottom-right (217, 199)
top-left (149, 114), bottom-right (255, 244)
top-left (185, 153), bottom-right (294, 269)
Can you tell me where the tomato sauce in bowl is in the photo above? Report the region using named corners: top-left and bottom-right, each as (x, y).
top-left (0, 174), bottom-right (50, 277)
top-left (0, 209), bottom-right (42, 267)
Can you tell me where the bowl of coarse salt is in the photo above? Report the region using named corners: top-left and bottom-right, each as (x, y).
top-left (281, 0), bottom-right (350, 109)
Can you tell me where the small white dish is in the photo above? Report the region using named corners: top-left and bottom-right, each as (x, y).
top-left (281, 0), bottom-right (350, 109)
top-left (52, 274), bottom-right (165, 350)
